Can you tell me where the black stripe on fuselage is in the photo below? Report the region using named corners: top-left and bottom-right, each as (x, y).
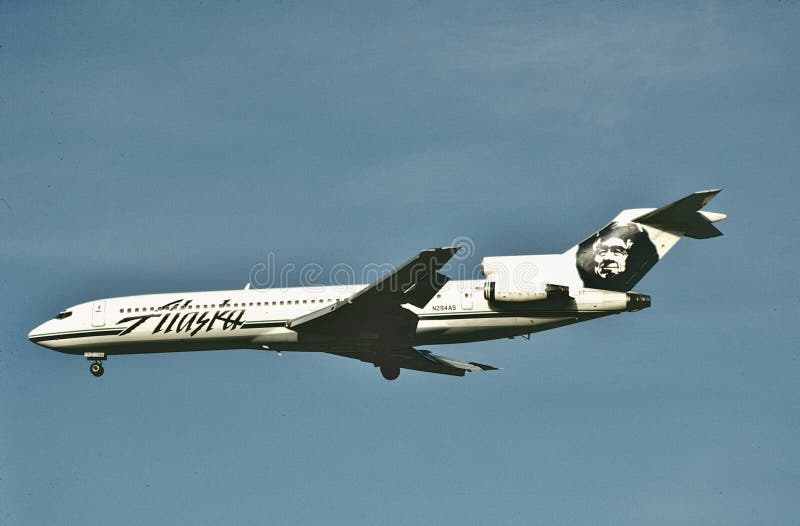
top-left (242, 320), bottom-right (287, 329)
top-left (30, 312), bottom-right (596, 344)
top-left (418, 311), bottom-right (598, 321)
top-left (29, 328), bottom-right (125, 343)
top-left (31, 320), bottom-right (288, 343)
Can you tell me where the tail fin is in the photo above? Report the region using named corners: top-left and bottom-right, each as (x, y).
top-left (572, 190), bottom-right (726, 291)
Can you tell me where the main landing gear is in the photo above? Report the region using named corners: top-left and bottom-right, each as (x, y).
top-left (85, 352), bottom-right (106, 378)
top-left (380, 364), bottom-right (400, 381)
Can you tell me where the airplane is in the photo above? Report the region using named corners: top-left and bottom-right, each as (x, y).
top-left (28, 190), bottom-right (726, 380)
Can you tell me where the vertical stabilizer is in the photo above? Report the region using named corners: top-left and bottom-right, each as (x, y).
top-left (570, 190), bottom-right (725, 291)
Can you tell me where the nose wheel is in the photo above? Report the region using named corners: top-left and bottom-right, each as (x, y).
top-left (84, 352), bottom-right (107, 378)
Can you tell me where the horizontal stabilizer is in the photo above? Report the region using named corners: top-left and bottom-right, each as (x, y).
top-left (634, 189), bottom-right (725, 239)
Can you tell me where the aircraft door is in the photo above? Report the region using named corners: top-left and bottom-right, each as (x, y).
top-left (92, 300), bottom-right (106, 327)
top-left (461, 289), bottom-right (473, 310)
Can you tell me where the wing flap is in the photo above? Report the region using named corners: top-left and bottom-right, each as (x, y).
top-left (412, 349), bottom-right (499, 374)
top-left (329, 348), bottom-right (499, 377)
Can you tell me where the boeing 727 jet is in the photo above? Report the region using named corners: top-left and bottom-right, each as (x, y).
top-left (29, 190), bottom-right (725, 380)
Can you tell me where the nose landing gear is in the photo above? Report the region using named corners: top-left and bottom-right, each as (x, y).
top-left (84, 352), bottom-right (107, 378)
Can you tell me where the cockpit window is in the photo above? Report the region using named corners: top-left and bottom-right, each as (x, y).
top-left (55, 310), bottom-right (73, 320)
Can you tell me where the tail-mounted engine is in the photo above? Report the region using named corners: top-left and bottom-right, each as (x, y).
top-left (483, 282), bottom-right (570, 303)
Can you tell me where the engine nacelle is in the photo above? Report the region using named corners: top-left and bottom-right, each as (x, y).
top-left (484, 282), bottom-right (570, 303)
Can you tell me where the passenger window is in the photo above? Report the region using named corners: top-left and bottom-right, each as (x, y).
top-left (294, 300), bottom-right (299, 305)
top-left (257, 302), bottom-right (261, 306)
top-left (119, 309), bottom-right (124, 313)
top-left (302, 300), bottom-right (307, 304)
top-left (127, 308), bottom-right (132, 313)
top-left (280, 301), bottom-right (284, 305)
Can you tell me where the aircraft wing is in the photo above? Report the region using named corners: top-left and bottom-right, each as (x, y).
top-left (329, 348), bottom-right (499, 377)
top-left (286, 247), bottom-right (458, 338)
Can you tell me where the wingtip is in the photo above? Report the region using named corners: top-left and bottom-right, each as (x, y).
top-left (695, 189), bottom-right (722, 207)
top-left (422, 246), bottom-right (462, 254)
top-left (424, 245), bottom-right (462, 256)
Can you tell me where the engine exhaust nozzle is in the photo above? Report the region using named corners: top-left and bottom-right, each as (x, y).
top-left (626, 292), bottom-right (651, 312)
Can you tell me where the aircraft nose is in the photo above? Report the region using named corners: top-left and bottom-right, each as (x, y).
top-left (28, 321), bottom-right (51, 345)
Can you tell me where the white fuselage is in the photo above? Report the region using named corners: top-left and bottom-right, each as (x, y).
top-left (26, 190), bottom-right (723, 380)
top-left (28, 279), bottom-right (635, 357)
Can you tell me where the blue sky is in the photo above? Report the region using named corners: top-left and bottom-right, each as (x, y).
top-left (1, 2), bottom-right (799, 524)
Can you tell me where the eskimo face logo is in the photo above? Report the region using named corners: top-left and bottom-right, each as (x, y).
top-left (593, 235), bottom-right (633, 277)
top-left (576, 222), bottom-right (658, 291)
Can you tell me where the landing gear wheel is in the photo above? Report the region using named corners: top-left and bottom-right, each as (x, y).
top-left (90, 362), bottom-right (104, 377)
top-left (380, 365), bottom-right (400, 381)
